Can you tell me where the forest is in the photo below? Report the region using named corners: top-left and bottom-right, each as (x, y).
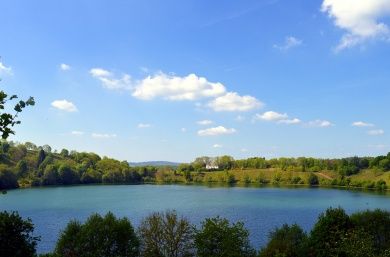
top-left (1, 140), bottom-right (390, 191)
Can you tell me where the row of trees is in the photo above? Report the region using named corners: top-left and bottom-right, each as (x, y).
top-left (1, 140), bottom-right (390, 190)
top-left (0, 141), bottom-right (160, 189)
top-left (2, 208), bottom-right (390, 257)
top-left (179, 154), bottom-right (390, 175)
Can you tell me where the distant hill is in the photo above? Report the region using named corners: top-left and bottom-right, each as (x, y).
top-left (128, 161), bottom-right (181, 167)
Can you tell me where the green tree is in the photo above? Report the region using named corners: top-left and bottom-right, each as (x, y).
top-left (195, 216), bottom-right (256, 257)
top-left (350, 209), bottom-right (390, 254)
top-left (138, 210), bottom-right (194, 257)
top-left (0, 164), bottom-right (18, 189)
top-left (55, 212), bottom-right (139, 257)
top-left (307, 173), bottom-right (319, 186)
top-left (308, 207), bottom-right (352, 257)
top-left (0, 88), bottom-right (34, 139)
top-left (0, 211), bottom-right (39, 257)
top-left (58, 164), bottom-right (79, 185)
top-left (259, 224), bottom-right (307, 257)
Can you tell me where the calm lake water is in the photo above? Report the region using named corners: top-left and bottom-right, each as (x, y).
top-left (1, 184), bottom-right (390, 253)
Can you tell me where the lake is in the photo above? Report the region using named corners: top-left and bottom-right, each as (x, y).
top-left (1, 184), bottom-right (390, 254)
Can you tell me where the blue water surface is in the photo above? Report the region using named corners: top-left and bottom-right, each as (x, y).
top-left (1, 184), bottom-right (390, 254)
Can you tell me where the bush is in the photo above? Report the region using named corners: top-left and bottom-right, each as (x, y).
top-left (55, 212), bottom-right (139, 257)
top-left (307, 173), bottom-right (319, 186)
top-left (195, 216), bottom-right (256, 257)
top-left (0, 211), bottom-right (39, 257)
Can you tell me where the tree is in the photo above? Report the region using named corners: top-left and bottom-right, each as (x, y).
top-left (259, 224), bottom-right (307, 257)
top-left (138, 210), bottom-right (195, 257)
top-left (0, 164), bottom-right (18, 189)
top-left (307, 173), bottom-right (319, 186)
top-left (350, 209), bottom-right (390, 254)
top-left (58, 164), bottom-right (79, 185)
top-left (55, 212), bottom-right (139, 257)
top-left (308, 207), bottom-right (352, 257)
top-left (0, 211), bottom-right (40, 257)
top-left (0, 88), bottom-right (35, 139)
top-left (195, 216), bottom-right (256, 257)
top-left (42, 165), bottom-right (59, 185)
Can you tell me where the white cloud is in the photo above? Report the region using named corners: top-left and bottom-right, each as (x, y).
top-left (213, 144), bottom-right (223, 148)
top-left (321, 0), bottom-right (390, 51)
top-left (138, 123), bottom-right (151, 128)
top-left (197, 120), bottom-right (213, 125)
top-left (368, 129), bottom-right (384, 136)
top-left (198, 126), bottom-right (236, 136)
top-left (51, 99), bottom-right (78, 112)
top-left (255, 111), bottom-right (288, 121)
top-left (352, 121), bottom-right (375, 127)
top-left (91, 133), bottom-right (117, 139)
top-left (208, 92), bottom-right (263, 112)
top-left (60, 63), bottom-right (71, 71)
top-left (307, 119), bottom-right (334, 127)
top-left (278, 118), bottom-right (302, 125)
top-left (273, 36), bottom-right (303, 51)
top-left (132, 73), bottom-right (226, 101)
top-left (90, 68), bottom-right (132, 90)
top-left (240, 148), bottom-right (248, 152)
top-left (181, 128), bottom-right (187, 132)
top-left (71, 131), bottom-right (84, 136)
top-left (0, 62), bottom-right (12, 75)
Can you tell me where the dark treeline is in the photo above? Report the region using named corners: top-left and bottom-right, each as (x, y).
top-left (2, 207), bottom-right (390, 257)
top-left (1, 140), bottom-right (390, 190)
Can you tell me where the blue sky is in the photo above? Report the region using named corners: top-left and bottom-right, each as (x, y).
top-left (0, 0), bottom-right (389, 162)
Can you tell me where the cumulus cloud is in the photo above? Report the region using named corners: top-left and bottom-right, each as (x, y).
top-left (0, 62), bottom-right (12, 75)
top-left (255, 111), bottom-right (288, 121)
top-left (132, 73), bottom-right (226, 101)
top-left (51, 99), bottom-right (78, 112)
top-left (253, 111), bottom-right (301, 125)
top-left (138, 123), bottom-right (151, 128)
top-left (273, 36), bottom-right (303, 51)
top-left (71, 131), bottom-right (84, 136)
top-left (278, 118), bottom-right (302, 125)
top-left (90, 68), bottom-right (132, 90)
top-left (208, 92), bottom-right (263, 112)
top-left (352, 121), bottom-right (375, 127)
top-left (60, 63), bottom-right (71, 71)
top-left (197, 120), bottom-right (213, 125)
top-left (91, 133), bottom-right (117, 139)
top-left (198, 126), bottom-right (236, 136)
top-left (368, 129), bottom-right (384, 136)
top-left (321, 0), bottom-right (390, 51)
top-left (307, 119), bottom-right (334, 127)
top-left (213, 144), bottom-right (223, 148)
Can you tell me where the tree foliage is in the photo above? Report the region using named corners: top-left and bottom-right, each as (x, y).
top-left (55, 212), bottom-right (139, 257)
top-left (138, 210), bottom-right (194, 257)
top-left (194, 216), bottom-right (256, 257)
top-left (0, 211), bottom-right (40, 257)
